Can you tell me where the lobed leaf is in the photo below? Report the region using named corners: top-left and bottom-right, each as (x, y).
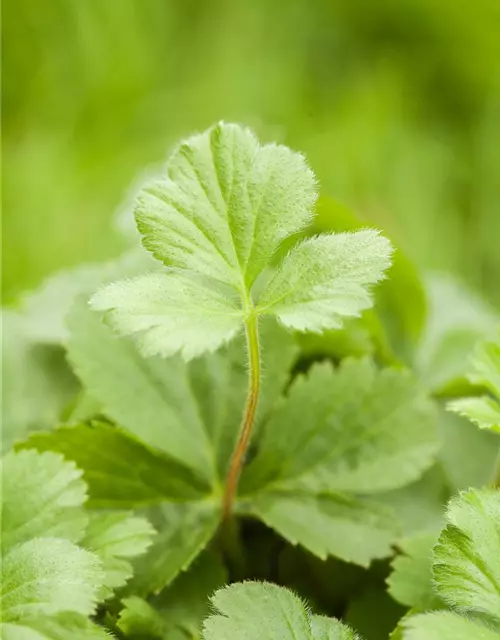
top-left (242, 358), bottom-right (439, 495)
top-left (249, 492), bottom-right (397, 567)
top-left (1, 450), bottom-right (88, 553)
top-left (433, 488), bottom-right (500, 623)
top-left (202, 582), bottom-right (361, 639)
top-left (401, 611), bottom-right (500, 640)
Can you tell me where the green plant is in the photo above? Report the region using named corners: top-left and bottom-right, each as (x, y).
top-left (2, 122), bottom-right (499, 639)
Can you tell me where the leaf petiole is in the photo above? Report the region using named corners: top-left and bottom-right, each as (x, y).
top-left (222, 311), bottom-right (261, 521)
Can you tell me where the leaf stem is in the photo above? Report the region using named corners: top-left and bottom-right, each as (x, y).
top-left (222, 312), bottom-right (261, 520)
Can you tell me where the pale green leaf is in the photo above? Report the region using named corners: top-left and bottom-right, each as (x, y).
top-left (20, 423), bottom-right (210, 508)
top-left (202, 582), bottom-right (360, 640)
top-left (118, 552), bottom-right (227, 638)
top-left (91, 271), bottom-right (243, 360)
top-left (1, 450), bottom-right (87, 553)
top-left (1, 538), bottom-right (102, 622)
top-left (402, 611), bottom-right (500, 640)
top-left (82, 512), bottom-right (155, 597)
top-left (135, 122), bottom-right (316, 288)
top-left (130, 502), bottom-right (220, 595)
top-left (448, 330), bottom-right (500, 433)
top-left (91, 122), bottom-right (317, 358)
top-left (1, 614), bottom-right (111, 640)
top-left (18, 249), bottom-right (156, 344)
top-left (415, 274), bottom-right (498, 394)
top-left (242, 358), bottom-right (439, 495)
top-left (387, 532), bottom-right (442, 611)
top-left (258, 231), bottom-right (392, 332)
top-left (433, 488), bottom-right (500, 622)
top-left (248, 492), bottom-right (397, 566)
top-left (448, 397), bottom-right (500, 433)
top-left (437, 409), bottom-right (499, 491)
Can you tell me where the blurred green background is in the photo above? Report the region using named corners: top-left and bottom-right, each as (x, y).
top-left (3, 0), bottom-right (500, 305)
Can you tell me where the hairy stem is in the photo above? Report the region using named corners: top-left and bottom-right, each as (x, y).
top-left (222, 313), bottom-right (261, 520)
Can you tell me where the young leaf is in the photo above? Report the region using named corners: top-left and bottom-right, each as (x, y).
top-left (91, 122), bottom-right (391, 360)
top-left (20, 423), bottom-right (210, 508)
top-left (1, 538), bottom-right (102, 622)
top-left (202, 582), bottom-right (362, 639)
top-left (242, 358), bottom-right (439, 495)
top-left (1, 450), bottom-right (88, 552)
top-left (249, 492), bottom-right (397, 567)
top-left (433, 488), bottom-right (500, 622)
top-left (387, 532), bottom-right (442, 611)
top-left (401, 611), bottom-right (500, 640)
top-left (448, 330), bottom-right (500, 433)
top-left (257, 231), bottom-right (392, 332)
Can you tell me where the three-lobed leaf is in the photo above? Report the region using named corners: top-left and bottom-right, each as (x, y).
top-left (91, 122), bottom-right (391, 360)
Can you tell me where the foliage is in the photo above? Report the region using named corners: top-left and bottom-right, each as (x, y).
top-left (2, 122), bottom-right (500, 639)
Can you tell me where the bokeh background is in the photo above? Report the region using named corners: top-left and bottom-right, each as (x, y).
top-left (3, 0), bottom-right (500, 305)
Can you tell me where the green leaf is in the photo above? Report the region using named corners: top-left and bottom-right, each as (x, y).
top-left (1, 538), bottom-right (102, 622)
top-left (437, 409), bottom-right (499, 491)
top-left (91, 271), bottom-right (243, 360)
top-left (345, 586), bottom-right (405, 640)
top-left (387, 532), bottom-right (442, 611)
top-left (66, 298), bottom-right (296, 484)
top-left (130, 502), bottom-right (220, 595)
top-left (91, 122), bottom-right (317, 358)
top-left (401, 611), bottom-right (500, 640)
top-left (82, 512), bottom-right (155, 597)
top-left (1, 311), bottom-right (78, 449)
top-left (257, 231), bottom-right (392, 332)
top-left (242, 358), bottom-right (439, 495)
top-left (249, 492), bottom-right (397, 567)
top-left (20, 423), bottom-right (210, 508)
top-left (415, 274), bottom-right (498, 394)
top-left (1, 614), bottom-right (111, 640)
top-left (91, 123), bottom-right (391, 359)
top-left (17, 249), bottom-right (156, 344)
top-left (1, 450), bottom-right (88, 552)
top-left (448, 330), bottom-right (500, 433)
top-left (202, 582), bottom-right (361, 639)
top-left (118, 552), bottom-right (227, 638)
top-left (433, 488), bottom-right (500, 622)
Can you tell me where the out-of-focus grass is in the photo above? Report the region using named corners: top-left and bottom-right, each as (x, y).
top-left (2, 0), bottom-right (500, 304)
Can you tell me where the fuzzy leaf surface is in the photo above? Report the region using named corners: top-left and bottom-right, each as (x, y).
top-left (433, 488), bottom-right (500, 622)
top-left (1, 538), bottom-right (102, 623)
top-left (1, 450), bottom-right (87, 552)
top-left (203, 582), bottom-right (361, 639)
top-left (258, 231), bottom-right (392, 332)
top-left (82, 512), bottom-right (155, 597)
top-left (402, 612), bottom-right (500, 640)
top-left (1, 614), bottom-right (111, 640)
top-left (242, 358), bottom-right (439, 495)
top-left (91, 122), bottom-right (317, 358)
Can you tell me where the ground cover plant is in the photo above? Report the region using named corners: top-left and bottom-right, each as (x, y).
top-left (2, 122), bottom-right (500, 639)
